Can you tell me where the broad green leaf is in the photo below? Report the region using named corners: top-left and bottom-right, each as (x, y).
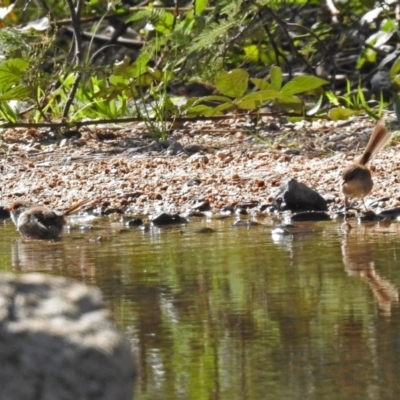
top-left (0, 58), bottom-right (29, 92)
top-left (0, 85), bottom-right (31, 100)
top-left (125, 10), bottom-right (148, 23)
top-left (0, 101), bottom-right (18, 122)
top-left (281, 75), bottom-right (328, 95)
top-left (240, 89), bottom-right (283, 104)
top-left (195, 0), bottom-right (208, 15)
top-left (277, 95), bottom-right (303, 113)
top-left (193, 95), bottom-right (233, 105)
top-left (329, 107), bottom-right (356, 120)
top-left (270, 66), bottom-right (283, 91)
top-left (215, 69), bottom-right (249, 98)
top-left (186, 104), bottom-right (213, 114)
top-left (243, 45), bottom-right (259, 63)
top-left (381, 18), bottom-right (397, 33)
top-left (155, 12), bottom-right (175, 34)
top-left (251, 78), bottom-right (271, 90)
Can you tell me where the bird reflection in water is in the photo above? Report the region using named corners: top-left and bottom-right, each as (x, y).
top-left (341, 232), bottom-right (398, 317)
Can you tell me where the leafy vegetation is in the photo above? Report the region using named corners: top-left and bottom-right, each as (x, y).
top-left (0, 0), bottom-right (399, 137)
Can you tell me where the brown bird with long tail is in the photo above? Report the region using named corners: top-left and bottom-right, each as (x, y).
top-left (341, 119), bottom-right (392, 210)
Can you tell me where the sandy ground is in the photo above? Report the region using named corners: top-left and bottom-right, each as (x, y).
top-left (1, 114), bottom-right (400, 216)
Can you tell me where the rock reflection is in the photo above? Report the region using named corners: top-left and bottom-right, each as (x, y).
top-left (341, 233), bottom-right (398, 317)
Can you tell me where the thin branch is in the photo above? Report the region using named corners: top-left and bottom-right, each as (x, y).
top-left (62, 0), bottom-right (85, 121)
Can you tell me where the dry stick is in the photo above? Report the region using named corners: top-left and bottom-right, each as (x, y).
top-left (0, 112), bottom-right (328, 130)
top-left (62, 0), bottom-right (85, 121)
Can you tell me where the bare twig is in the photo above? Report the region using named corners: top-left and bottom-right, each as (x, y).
top-left (62, 0), bottom-right (85, 121)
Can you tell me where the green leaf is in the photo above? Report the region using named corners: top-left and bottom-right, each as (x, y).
top-left (250, 78), bottom-right (271, 91)
top-left (281, 75), bottom-right (328, 95)
top-left (155, 11), bottom-right (175, 35)
top-left (270, 66), bottom-right (283, 91)
top-left (194, 95), bottom-right (233, 105)
top-left (195, 0), bottom-right (208, 15)
top-left (0, 58), bottom-right (29, 92)
top-left (239, 89), bottom-right (283, 104)
top-left (0, 85), bottom-right (31, 100)
top-left (243, 45), bottom-right (259, 63)
top-left (215, 69), bottom-right (249, 98)
top-left (329, 107), bottom-right (357, 120)
top-left (125, 10), bottom-right (148, 23)
top-left (390, 56), bottom-right (400, 80)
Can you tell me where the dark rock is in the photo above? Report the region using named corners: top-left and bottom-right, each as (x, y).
top-left (358, 210), bottom-right (384, 222)
top-left (0, 205), bottom-right (10, 219)
top-left (291, 211), bottom-right (331, 222)
top-left (0, 273), bottom-right (137, 400)
top-left (378, 207), bottom-right (400, 219)
top-left (62, 130), bottom-right (82, 139)
top-left (184, 144), bottom-right (202, 154)
top-left (126, 218), bottom-right (144, 227)
top-left (166, 141), bottom-right (184, 155)
top-left (370, 69), bottom-right (392, 101)
top-left (102, 208), bottom-right (124, 215)
top-left (235, 207), bottom-right (248, 215)
top-left (151, 213), bottom-right (188, 225)
top-left (275, 178), bottom-right (328, 212)
top-left (192, 200), bottom-right (210, 212)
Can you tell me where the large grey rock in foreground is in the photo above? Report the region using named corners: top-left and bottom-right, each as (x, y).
top-left (0, 273), bottom-right (137, 400)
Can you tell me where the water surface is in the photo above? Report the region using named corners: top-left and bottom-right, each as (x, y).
top-left (1, 216), bottom-right (400, 400)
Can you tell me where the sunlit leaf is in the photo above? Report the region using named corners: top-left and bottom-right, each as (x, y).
top-left (329, 107), bottom-right (356, 120)
top-left (195, 0), bottom-right (208, 15)
top-left (194, 95), bottom-right (233, 105)
top-left (215, 69), bottom-right (249, 98)
top-left (270, 66), bottom-right (283, 91)
top-left (155, 12), bottom-right (175, 35)
top-left (0, 85), bottom-right (31, 100)
top-left (0, 58), bottom-right (29, 92)
top-left (281, 75), bottom-right (328, 95)
top-left (243, 45), bottom-right (259, 63)
top-left (250, 78), bottom-right (271, 91)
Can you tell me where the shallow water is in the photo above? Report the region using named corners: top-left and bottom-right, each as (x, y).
top-left (1, 215), bottom-right (400, 400)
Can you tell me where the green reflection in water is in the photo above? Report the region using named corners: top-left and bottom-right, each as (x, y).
top-left (1, 217), bottom-right (400, 399)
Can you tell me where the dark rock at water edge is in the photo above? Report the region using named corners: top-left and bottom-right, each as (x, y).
top-left (0, 273), bottom-right (137, 400)
top-left (0, 205), bottom-right (10, 219)
top-left (152, 213), bottom-right (188, 225)
top-left (378, 207), bottom-right (400, 219)
top-left (126, 218), bottom-right (144, 226)
top-left (275, 178), bottom-right (328, 212)
top-left (291, 211), bottom-right (331, 222)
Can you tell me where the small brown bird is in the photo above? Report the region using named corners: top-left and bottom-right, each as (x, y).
top-left (341, 119), bottom-right (392, 210)
top-left (6, 199), bottom-right (93, 240)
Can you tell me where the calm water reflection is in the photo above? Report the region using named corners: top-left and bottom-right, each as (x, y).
top-left (1, 216), bottom-right (400, 399)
